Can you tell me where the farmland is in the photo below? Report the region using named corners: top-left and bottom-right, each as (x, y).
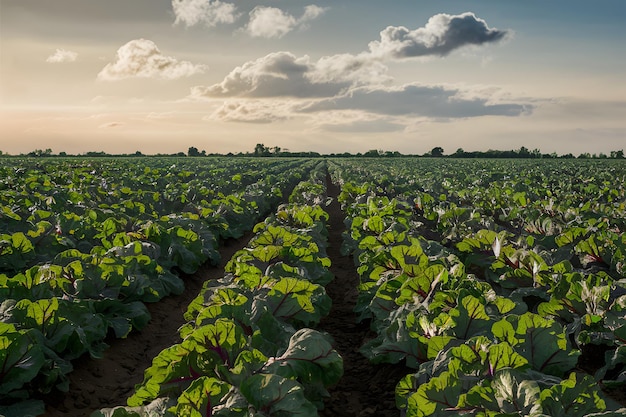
top-left (1, 157), bottom-right (625, 417)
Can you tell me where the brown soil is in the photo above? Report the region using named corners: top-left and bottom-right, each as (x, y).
top-left (317, 178), bottom-right (410, 417)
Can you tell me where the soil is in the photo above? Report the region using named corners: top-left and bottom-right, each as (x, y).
top-left (40, 178), bottom-right (626, 416)
top-left (316, 179), bottom-right (411, 417)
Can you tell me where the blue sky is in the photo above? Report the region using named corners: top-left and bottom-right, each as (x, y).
top-left (1, 0), bottom-right (624, 155)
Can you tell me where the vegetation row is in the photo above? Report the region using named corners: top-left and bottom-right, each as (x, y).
top-left (327, 158), bottom-right (625, 416)
top-left (0, 158), bottom-right (317, 416)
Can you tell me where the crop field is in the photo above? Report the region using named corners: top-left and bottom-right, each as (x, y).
top-left (1, 157), bottom-right (625, 417)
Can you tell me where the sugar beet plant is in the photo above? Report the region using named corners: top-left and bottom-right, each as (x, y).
top-left (92, 168), bottom-right (343, 417)
top-left (0, 157), bottom-right (315, 416)
top-left (328, 158), bottom-right (626, 417)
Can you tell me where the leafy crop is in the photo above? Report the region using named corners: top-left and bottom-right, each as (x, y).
top-left (329, 158), bottom-right (626, 416)
top-left (0, 157), bottom-right (315, 413)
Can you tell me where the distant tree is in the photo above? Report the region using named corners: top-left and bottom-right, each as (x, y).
top-left (188, 146), bottom-right (201, 157)
top-left (272, 146), bottom-right (281, 155)
top-left (363, 149), bottom-right (380, 157)
top-left (254, 143), bottom-right (271, 157)
top-left (430, 146), bottom-right (444, 157)
top-left (452, 148), bottom-right (466, 157)
top-left (28, 148), bottom-right (53, 157)
top-left (610, 150), bottom-right (624, 159)
top-left (517, 146), bottom-right (530, 158)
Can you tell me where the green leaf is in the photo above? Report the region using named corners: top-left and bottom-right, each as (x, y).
top-left (540, 372), bottom-right (607, 417)
top-left (450, 295), bottom-right (492, 340)
top-left (406, 371), bottom-right (462, 417)
top-left (239, 374), bottom-right (318, 416)
top-left (487, 342), bottom-right (529, 375)
top-left (0, 323), bottom-right (45, 395)
top-left (174, 377), bottom-right (231, 417)
top-left (0, 399), bottom-right (45, 417)
top-left (264, 328), bottom-right (343, 388)
top-left (256, 277), bottom-right (331, 327)
top-left (90, 397), bottom-right (177, 417)
top-left (516, 313), bottom-right (580, 377)
top-left (491, 369), bottom-right (541, 415)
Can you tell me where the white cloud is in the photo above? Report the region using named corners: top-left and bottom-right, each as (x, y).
top-left (46, 49), bottom-right (78, 63)
top-left (190, 51), bottom-right (352, 98)
top-left (245, 5), bottom-right (327, 38)
top-left (368, 12), bottom-right (510, 59)
top-left (171, 0), bottom-right (238, 27)
top-left (98, 39), bottom-right (207, 81)
top-left (190, 51), bottom-right (388, 99)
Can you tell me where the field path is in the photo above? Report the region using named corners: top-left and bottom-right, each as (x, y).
top-left (317, 176), bottom-right (409, 417)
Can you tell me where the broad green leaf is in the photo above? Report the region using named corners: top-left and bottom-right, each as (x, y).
top-left (0, 324), bottom-right (45, 395)
top-left (540, 372), bottom-right (607, 417)
top-left (264, 328), bottom-right (343, 388)
top-left (174, 377), bottom-right (231, 417)
top-left (491, 369), bottom-right (541, 415)
top-left (239, 374), bottom-right (318, 416)
top-left (450, 295), bottom-right (492, 340)
top-left (406, 371), bottom-right (462, 417)
top-left (517, 313), bottom-right (580, 377)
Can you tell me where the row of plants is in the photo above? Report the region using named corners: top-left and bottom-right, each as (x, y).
top-left (0, 158), bottom-right (316, 416)
top-left (91, 166), bottom-right (343, 416)
top-left (0, 158), bottom-right (313, 275)
top-left (328, 159), bottom-right (625, 416)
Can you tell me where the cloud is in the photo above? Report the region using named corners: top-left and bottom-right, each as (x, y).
top-left (309, 110), bottom-right (405, 133)
top-left (192, 12), bottom-right (508, 100)
top-left (209, 99), bottom-right (297, 123)
top-left (46, 49), bottom-right (78, 63)
top-left (98, 39), bottom-right (207, 81)
top-left (191, 11), bottom-right (523, 127)
top-left (171, 0), bottom-right (238, 27)
top-left (98, 122), bottom-right (124, 128)
top-left (190, 51), bottom-right (389, 99)
top-left (368, 12), bottom-right (509, 59)
top-left (245, 5), bottom-right (327, 38)
top-left (301, 84), bottom-right (531, 119)
top-left (190, 51), bottom-right (354, 98)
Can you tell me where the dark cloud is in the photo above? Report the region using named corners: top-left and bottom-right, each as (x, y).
top-left (368, 12), bottom-right (509, 59)
top-left (301, 84), bottom-right (531, 118)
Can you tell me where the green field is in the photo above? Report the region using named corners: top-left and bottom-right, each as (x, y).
top-left (1, 157), bottom-right (625, 416)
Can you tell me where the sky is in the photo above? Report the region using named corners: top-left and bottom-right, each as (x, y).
top-left (1, 0), bottom-right (625, 156)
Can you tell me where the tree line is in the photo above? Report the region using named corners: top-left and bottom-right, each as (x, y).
top-left (1, 145), bottom-right (624, 159)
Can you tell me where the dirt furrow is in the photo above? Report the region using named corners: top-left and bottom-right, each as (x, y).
top-left (318, 177), bottom-right (409, 417)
